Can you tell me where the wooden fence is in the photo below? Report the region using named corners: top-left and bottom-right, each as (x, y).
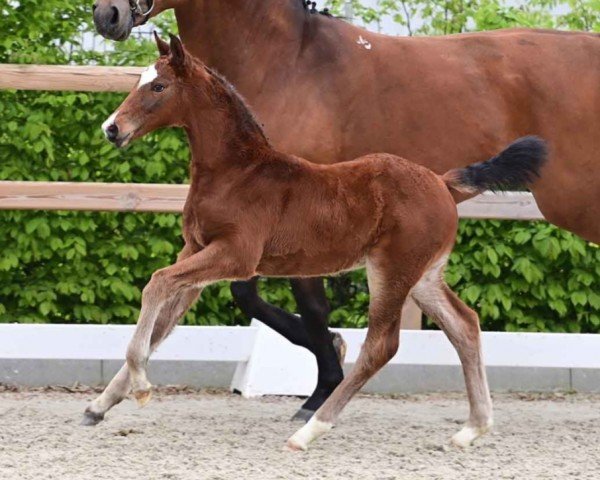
top-left (0, 64), bottom-right (546, 330)
top-left (0, 64), bottom-right (142, 92)
top-left (0, 181), bottom-right (543, 219)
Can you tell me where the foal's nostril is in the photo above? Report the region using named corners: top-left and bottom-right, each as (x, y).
top-left (105, 124), bottom-right (119, 141)
top-left (110, 6), bottom-right (119, 25)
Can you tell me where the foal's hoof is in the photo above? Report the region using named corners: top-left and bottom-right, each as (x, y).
top-left (291, 408), bottom-right (315, 423)
top-left (331, 332), bottom-right (347, 367)
top-left (284, 438), bottom-right (307, 452)
top-left (451, 421), bottom-right (493, 448)
top-left (81, 408), bottom-right (105, 426)
top-left (133, 389), bottom-right (152, 408)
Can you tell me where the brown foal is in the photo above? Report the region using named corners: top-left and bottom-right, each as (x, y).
top-left (92, 2), bottom-right (599, 420)
top-left (91, 34), bottom-right (547, 450)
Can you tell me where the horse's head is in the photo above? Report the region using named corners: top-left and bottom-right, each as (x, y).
top-left (102, 33), bottom-right (207, 147)
top-left (93, 0), bottom-right (160, 40)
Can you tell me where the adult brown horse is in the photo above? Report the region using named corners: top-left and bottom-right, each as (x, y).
top-left (95, 34), bottom-right (546, 449)
top-left (92, 0), bottom-right (600, 420)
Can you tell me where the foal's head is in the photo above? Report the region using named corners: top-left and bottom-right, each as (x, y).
top-left (102, 33), bottom-right (213, 148)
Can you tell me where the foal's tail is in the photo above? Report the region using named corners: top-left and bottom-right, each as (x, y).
top-left (443, 136), bottom-right (548, 200)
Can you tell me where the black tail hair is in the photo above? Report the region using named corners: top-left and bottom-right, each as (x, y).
top-left (443, 136), bottom-right (548, 194)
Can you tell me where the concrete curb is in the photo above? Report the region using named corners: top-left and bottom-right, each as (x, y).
top-left (2, 359), bottom-right (599, 393)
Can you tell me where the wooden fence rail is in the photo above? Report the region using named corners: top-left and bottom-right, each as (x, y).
top-left (0, 64), bottom-right (142, 92)
top-left (0, 181), bottom-right (187, 212)
top-left (0, 181), bottom-right (544, 219)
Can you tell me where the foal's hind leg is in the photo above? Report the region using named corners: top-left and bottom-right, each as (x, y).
top-left (411, 257), bottom-right (493, 447)
top-left (286, 258), bottom-right (411, 450)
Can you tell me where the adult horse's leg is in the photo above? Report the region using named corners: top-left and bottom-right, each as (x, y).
top-left (230, 278), bottom-right (316, 351)
top-left (410, 257), bottom-right (493, 447)
top-left (231, 277), bottom-right (346, 421)
top-left (290, 278), bottom-right (345, 421)
top-left (82, 246), bottom-right (200, 425)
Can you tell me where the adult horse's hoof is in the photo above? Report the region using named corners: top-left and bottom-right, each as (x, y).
top-left (291, 408), bottom-right (314, 423)
top-left (332, 332), bottom-right (347, 367)
top-left (81, 408), bottom-right (105, 426)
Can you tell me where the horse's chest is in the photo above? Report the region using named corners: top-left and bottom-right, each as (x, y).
top-left (182, 200), bottom-right (235, 247)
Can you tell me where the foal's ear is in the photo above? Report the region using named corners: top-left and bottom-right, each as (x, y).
top-left (168, 34), bottom-right (189, 73)
top-left (154, 31), bottom-right (170, 57)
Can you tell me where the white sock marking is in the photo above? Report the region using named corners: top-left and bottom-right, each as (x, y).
top-left (287, 417), bottom-right (333, 451)
top-left (452, 419), bottom-right (493, 448)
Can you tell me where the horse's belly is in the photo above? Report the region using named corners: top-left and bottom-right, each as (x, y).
top-left (256, 250), bottom-right (366, 278)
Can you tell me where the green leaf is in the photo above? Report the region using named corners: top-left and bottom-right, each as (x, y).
top-left (570, 291), bottom-right (587, 307)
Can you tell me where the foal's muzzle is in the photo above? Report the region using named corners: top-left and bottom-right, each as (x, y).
top-left (93, 1), bottom-right (133, 41)
top-left (102, 118), bottom-right (131, 148)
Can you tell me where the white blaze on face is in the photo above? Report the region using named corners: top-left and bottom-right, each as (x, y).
top-left (101, 110), bottom-right (119, 137)
top-left (138, 64), bottom-right (158, 89)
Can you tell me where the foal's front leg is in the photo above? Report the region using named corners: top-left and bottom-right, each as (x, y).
top-left (126, 240), bottom-right (258, 404)
top-left (82, 245), bottom-right (200, 425)
top-left (82, 288), bottom-right (200, 425)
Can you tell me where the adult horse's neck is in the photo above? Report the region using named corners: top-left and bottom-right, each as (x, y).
top-left (174, 0), bottom-right (310, 98)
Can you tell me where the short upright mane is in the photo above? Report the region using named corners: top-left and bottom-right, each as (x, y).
top-left (196, 61), bottom-right (270, 145)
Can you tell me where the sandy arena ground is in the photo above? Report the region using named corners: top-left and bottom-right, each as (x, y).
top-left (0, 388), bottom-right (598, 480)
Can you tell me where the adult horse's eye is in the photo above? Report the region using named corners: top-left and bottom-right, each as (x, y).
top-left (152, 84), bottom-right (165, 93)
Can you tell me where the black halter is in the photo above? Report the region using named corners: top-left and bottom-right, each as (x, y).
top-left (129, 0), bottom-right (154, 18)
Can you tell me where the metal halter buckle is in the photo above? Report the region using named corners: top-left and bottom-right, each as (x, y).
top-left (129, 0), bottom-right (155, 18)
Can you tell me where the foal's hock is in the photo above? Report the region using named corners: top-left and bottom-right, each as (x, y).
top-left (88, 34), bottom-right (547, 451)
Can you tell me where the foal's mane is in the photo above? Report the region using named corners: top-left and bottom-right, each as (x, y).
top-left (192, 60), bottom-right (269, 145)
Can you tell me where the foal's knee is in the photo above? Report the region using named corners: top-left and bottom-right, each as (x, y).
top-left (143, 269), bottom-right (172, 301)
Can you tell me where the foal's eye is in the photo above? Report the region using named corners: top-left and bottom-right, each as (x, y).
top-left (152, 84), bottom-right (165, 93)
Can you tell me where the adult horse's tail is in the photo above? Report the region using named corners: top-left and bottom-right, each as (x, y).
top-left (443, 136), bottom-right (547, 200)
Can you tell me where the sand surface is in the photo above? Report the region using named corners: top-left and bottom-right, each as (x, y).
top-left (0, 388), bottom-right (598, 479)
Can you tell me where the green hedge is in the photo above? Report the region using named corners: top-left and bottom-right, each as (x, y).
top-left (0, 0), bottom-right (598, 331)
